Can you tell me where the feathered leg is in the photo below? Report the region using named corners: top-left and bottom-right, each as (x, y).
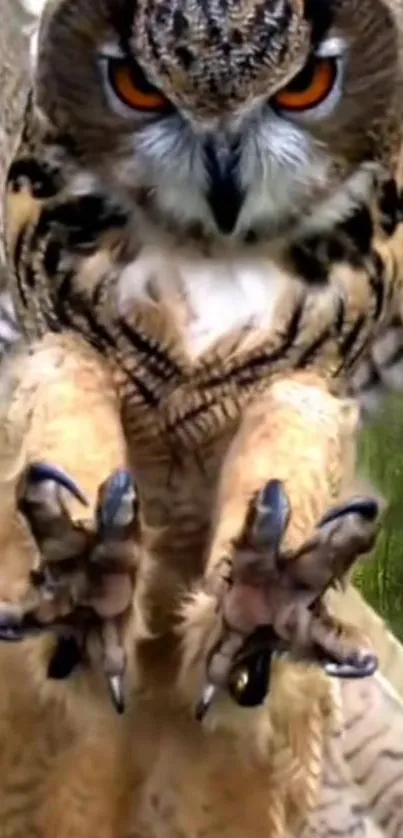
top-left (299, 723), bottom-right (386, 838)
top-left (0, 332), bottom-right (140, 711)
top-left (178, 373), bottom-right (382, 717)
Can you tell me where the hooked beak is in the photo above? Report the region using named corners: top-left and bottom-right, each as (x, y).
top-left (203, 138), bottom-right (244, 235)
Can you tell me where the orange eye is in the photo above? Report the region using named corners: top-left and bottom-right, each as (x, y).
top-left (273, 57), bottom-right (337, 112)
top-left (107, 57), bottom-right (171, 113)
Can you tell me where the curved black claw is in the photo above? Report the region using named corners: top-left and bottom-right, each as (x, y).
top-left (97, 469), bottom-right (137, 536)
top-left (318, 497), bottom-right (380, 528)
top-left (228, 648), bottom-right (272, 708)
top-left (21, 463), bottom-right (89, 508)
top-left (2, 462), bottom-right (140, 712)
top-left (324, 653), bottom-right (378, 679)
top-left (250, 479), bottom-right (291, 550)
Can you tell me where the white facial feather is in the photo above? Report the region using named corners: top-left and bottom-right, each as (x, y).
top-left (238, 112), bottom-right (330, 235)
top-left (113, 117), bottom-right (215, 231)
top-left (128, 111), bottom-right (330, 237)
top-left (114, 108), bottom-right (375, 243)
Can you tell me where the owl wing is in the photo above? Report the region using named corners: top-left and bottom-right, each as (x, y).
top-left (340, 672), bottom-right (403, 837)
top-left (348, 310), bottom-right (403, 418)
top-left (298, 671), bottom-right (403, 838)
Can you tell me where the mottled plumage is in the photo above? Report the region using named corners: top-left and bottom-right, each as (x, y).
top-left (2, 0), bottom-right (403, 836)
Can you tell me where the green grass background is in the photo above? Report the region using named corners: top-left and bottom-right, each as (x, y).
top-left (356, 395), bottom-right (403, 639)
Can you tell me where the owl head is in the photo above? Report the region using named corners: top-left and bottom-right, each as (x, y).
top-left (34, 0), bottom-right (403, 244)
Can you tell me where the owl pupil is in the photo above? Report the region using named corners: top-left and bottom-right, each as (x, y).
top-left (128, 59), bottom-right (159, 95)
top-left (285, 56), bottom-right (317, 93)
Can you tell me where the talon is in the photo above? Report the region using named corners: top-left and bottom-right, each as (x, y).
top-left (324, 652), bottom-right (378, 679)
top-left (195, 683), bottom-right (218, 722)
top-left (101, 620), bottom-right (127, 713)
top-left (318, 497), bottom-right (380, 528)
top-left (251, 479), bottom-right (291, 549)
top-left (97, 469), bottom-right (137, 534)
top-left (228, 648), bottom-right (272, 707)
top-left (21, 463), bottom-right (89, 507)
top-left (106, 672), bottom-right (125, 714)
top-left (8, 462), bottom-right (139, 690)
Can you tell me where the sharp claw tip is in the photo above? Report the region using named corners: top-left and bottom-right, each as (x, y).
top-left (195, 683), bottom-right (218, 722)
top-left (27, 463), bottom-right (89, 507)
top-left (107, 673), bottom-right (125, 714)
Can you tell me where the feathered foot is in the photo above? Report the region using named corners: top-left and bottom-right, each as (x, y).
top-left (0, 463), bottom-right (139, 713)
top-left (196, 481), bottom-right (381, 720)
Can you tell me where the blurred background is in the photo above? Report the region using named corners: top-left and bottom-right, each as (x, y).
top-left (356, 396), bottom-right (403, 639)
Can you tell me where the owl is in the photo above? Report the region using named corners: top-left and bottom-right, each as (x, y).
top-left (1, 0), bottom-right (403, 835)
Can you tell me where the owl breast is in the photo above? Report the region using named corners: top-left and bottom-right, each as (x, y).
top-left (116, 248), bottom-right (293, 359)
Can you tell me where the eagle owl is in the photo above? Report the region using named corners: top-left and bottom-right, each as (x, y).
top-left (1, 0), bottom-right (403, 836)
